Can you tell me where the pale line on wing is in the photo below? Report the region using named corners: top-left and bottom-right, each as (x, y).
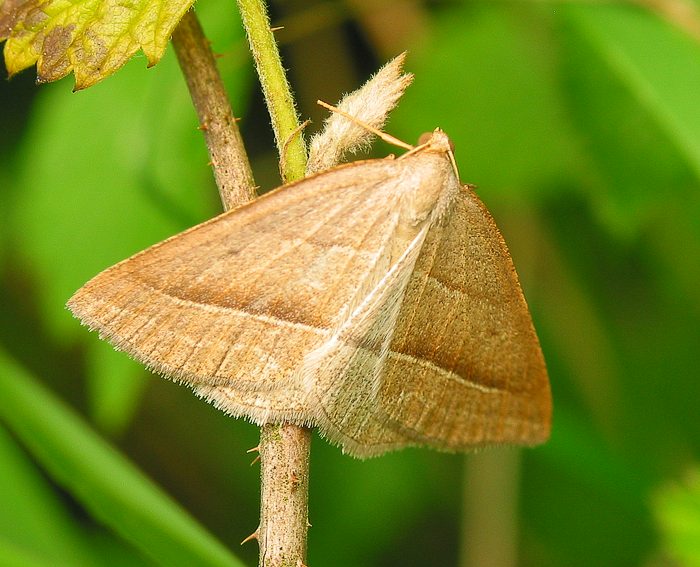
top-left (152, 287), bottom-right (328, 335)
top-left (387, 349), bottom-right (503, 394)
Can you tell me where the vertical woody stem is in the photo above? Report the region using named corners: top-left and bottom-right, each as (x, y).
top-left (259, 424), bottom-right (311, 567)
top-left (172, 10), bottom-right (256, 210)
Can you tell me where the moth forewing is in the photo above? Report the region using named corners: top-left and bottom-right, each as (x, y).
top-left (68, 158), bottom-right (409, 393)
top-left (378, 184), bottom-right (551, 451)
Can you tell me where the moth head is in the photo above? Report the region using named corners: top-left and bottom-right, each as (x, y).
top-left (417, 129), bottom-right (454, 153)
top-left (416, 129), bottom-right (459, 180)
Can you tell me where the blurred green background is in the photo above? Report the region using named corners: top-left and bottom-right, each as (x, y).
top-left (2, 1), bottom-right (700, 566)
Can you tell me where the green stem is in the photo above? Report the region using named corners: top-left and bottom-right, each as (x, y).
top-left (236, 0), bottom-right (307, 182)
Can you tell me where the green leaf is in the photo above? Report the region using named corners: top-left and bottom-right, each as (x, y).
top-left (0, 0), bottom-right (194, 88)
top-left (0, 423), bottom-right (155, 566)
top-left (13, 53), bottom-right (214, 341)
top-left (0, 348), bottom-right (245, 567)
top-left (560, 5), bottom-right (700, 235)
top-left (392, 4), bottom-right (580, 201)
top-left (0, 537), bottom-right (55, 567)
top-left (12, 3), bottom-right (248, 341)
top-left (654, 469), bottom-right (700, 567)
top-left (10, 54), bottom-right (215, 434)
top-left (85, 340), bottom-right (148, 436)
top-left (0, 424), bottom-right (96, 566)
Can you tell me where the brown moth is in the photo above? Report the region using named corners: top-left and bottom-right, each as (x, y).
top-left (68, 130), bottom-right (551, 458)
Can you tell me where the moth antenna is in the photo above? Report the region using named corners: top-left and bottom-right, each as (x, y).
top-left (447, 146), bottom-right (460, 179)
top-left (317, 100), bottom-right (414, 151)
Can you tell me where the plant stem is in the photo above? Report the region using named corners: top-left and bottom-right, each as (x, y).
top-left (173, 5), bottom-right (312, 564)
top-left (208, 2), bottom-right (309, 564)
top-left (172, 10), bottom-right (256, 210)
top-left (234, 1), bottom-right (312, 564)
top-left (258, 424), bottom-right (311, 567)
top-left (235, 0), bottom-right (307, 182)
top-left (459, 449), bottom-right (520, 567)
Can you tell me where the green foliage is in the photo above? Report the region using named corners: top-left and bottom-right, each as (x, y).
top-left (655, 470), bottom-right (700, 567)
top-left (561, 3), bottom-right (700, 235)
top-left (1, 0), bottom-right (195, 88)
top-left (1, 1), bottom-right (699, 566)
top-left (0, 349), bottom-right (244, 567)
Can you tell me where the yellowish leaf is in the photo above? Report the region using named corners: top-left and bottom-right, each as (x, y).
top-left (0, 0), bottom-right (194, 89)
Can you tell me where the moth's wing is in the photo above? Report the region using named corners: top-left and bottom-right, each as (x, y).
top-left (68, 160), bottom-right (407, 406)
top-left (377, 185), bottom-right (551, 451)
top-left (194, 382), bottom-right (314, 426)
top-left (299, 224), bottom-right (432, 456)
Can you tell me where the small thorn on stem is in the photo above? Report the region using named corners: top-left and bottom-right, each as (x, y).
top-left (290, 471), bottom-right (301, 489)
top-left (240, 529), bottom-right (259, 545)
top-left (247, 444), bottom-right (261, 466)
top-left (270, 26), bottom-right (284, 32)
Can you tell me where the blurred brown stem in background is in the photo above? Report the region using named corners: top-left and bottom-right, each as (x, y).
top-left (636, 0), bottom-right (700, 42)
top-left (460, 449), bottom-right (521, 567)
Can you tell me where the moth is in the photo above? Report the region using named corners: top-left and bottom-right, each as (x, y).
top-left (68, 129), bottom-right (551, 458)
